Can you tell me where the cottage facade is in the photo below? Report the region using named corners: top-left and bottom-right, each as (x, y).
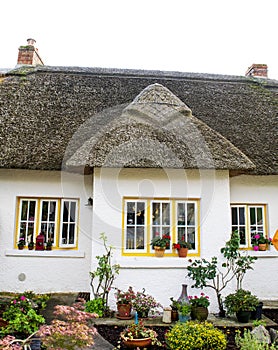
top-left (0, 57), bottom-right (277, 311)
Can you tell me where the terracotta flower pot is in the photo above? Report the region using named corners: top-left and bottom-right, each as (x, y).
top-left (178, 247), bottom-right (188, 257)
top-left (154, 246), bottom-right (165, 257)
top-left (121, 336), bottom-right (152, 348)
top-left (117, 303), bottom-right (132, 318)
top-left (259, 243), bottom-right (267, 251)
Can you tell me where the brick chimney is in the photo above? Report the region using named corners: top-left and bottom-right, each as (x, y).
top-left (245, 64), bottom-right (268, 78)
top-left (17, 38), bottom-right (44, 66)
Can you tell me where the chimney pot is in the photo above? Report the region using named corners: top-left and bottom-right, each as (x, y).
top-left (27, 38), bottom-right (36, 46)
top-left (245, 64), bottom-right (268, 78)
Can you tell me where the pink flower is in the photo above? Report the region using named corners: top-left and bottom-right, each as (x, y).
top-left (253, 245), bottom-right (259, 251)
top-left (201, 292), bottom-right (204, 296)
top-left (20, 295), bottom-right (26, 301)
top-left (254, 234), bottom-right (260, 239)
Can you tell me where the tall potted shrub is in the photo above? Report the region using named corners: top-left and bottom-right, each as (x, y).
top-left (187, 232), bottom-right (257, 316)
top-left (224, 289), bottom-right (259, 323)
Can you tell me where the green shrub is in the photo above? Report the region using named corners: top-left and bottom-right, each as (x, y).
top-left (235, 329), bottom-right (277, 350)
top-left (166, 321), bottom-right (227, 350)
top-left (0, 292), bottom-right (46, 337)
top-left (85, 298), bottom-right (105, 317)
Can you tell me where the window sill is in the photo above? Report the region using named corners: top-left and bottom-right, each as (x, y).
top-left (247, 249), bottom-right (278, 258)
top-left (116, 256), bottom-right (191, 269)
top-left (5, 249), bottom-right (85, 258)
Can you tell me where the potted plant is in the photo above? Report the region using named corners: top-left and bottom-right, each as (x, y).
top-left (173, 238), bottom-right (192, 257)
top-left (17, 237), bottom-right (25, 250)
top-left (114, 286), bottom-right (135, 319)
top-left (252, 233), bottom-right (273, 251)
top-left (28, 241), bottom-right (35, 250)
top-left (189, 293), bottom-right (210, 321)
top-left (170, 297), bottom-right (179, 321)
top-left (132, 288), bottom-right (162, 318)
top-left (150, 234), bottom-right (171, 257)
top-left (177, 302), bottom-right (191, 322)
top-left (46, 240), bottom-right (53, 250)
top-left (119, 320), bottom-right (162, 349)
top-left (224, 289), bottom-right (259, 323)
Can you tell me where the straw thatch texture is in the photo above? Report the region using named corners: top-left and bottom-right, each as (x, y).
top-left (0, 66), bottom-right (277, 174)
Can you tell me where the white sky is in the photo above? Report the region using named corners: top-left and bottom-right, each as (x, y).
top-left (1, 0), bottom-right (278, 79)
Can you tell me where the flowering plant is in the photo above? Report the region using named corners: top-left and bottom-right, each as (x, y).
top-left (173, 237), bottom-right (192, 249)
top-left (1, 294), bottom-right (45, 337)
top-left (251, 233), bottom-right (272, 249)
top-left (150, 234), bottom-right (171, 248)
top-left (120, 320), bottom-right (162, 346)
top-left (114, 286), bottom-right (135, 304)
top-left (132, 288), bottom-right (162, 315)
top-left (17, 237), bottom-right (25, 247)
top-left (38, 301), bottom-right (97, 350)
top-left (166, 321), bottom-right (227, 350)
top-left (189, 293), bottom-right (210, 308)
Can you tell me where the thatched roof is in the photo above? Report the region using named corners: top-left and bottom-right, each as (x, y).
top-left (0, 66), bottom-right (277, 175)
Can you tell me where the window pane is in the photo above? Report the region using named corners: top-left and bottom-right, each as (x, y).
top-left (178, 227), bottom-right (186, 241)
top-left (62, 223), bottom-right (68, 244)
top-left (152, 203), bottom-right (160, 225)
top-left (63, 202), bottom-right (69, 222)
top-left (69, 224), bottom-right (75, 244)
top-left (187, 227), bottom-right (195, 249)
top-left (239, 228), bottom-right (246, 245)
top-left (162, 203), bottom-right (170, 225)
top-left (231, 207), bottom-right (238, 225)
top-left (42, 201), bottom-right (49, 221)
top-left (29, 201), bottom-right (36, 221)
top-left (257, 207), bottom-right (263, 225)
top-left (152, 227), bottom-right (161, 240)
top-left (250, 207), bottom-right (255, 225)
top-left (187, 203), bottom-right (195, 225)
top-left (177, 203), bottom-right (185, 225)
top-left (239, 207), bottom-right (245, 225)
top-left (136, 227), bottom-right (144, 249)
top-left (70, 202), bottom-right (76, 222)
top-left (127, 202), bottom-right (135, 225)
top-left (126, 227), bottom-right (135, 249)
top-left (21, 201), bottom-right (28, 220)
top-left (136, 202), bottom-right (145, 225)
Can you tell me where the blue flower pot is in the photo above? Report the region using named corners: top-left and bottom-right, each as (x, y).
top-left (178, 313), bottom-right (190, 322)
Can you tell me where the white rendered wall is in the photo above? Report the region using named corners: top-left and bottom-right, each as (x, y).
top-left (229, 175), bottom-right (278, 300)
top-left (92, 168), bottom-right (232, 313)
top-left (0, 169), bottom-right (93, 294)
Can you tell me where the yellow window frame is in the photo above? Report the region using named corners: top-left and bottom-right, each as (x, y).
top-left (122, 197), bottom-right (200, 257)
